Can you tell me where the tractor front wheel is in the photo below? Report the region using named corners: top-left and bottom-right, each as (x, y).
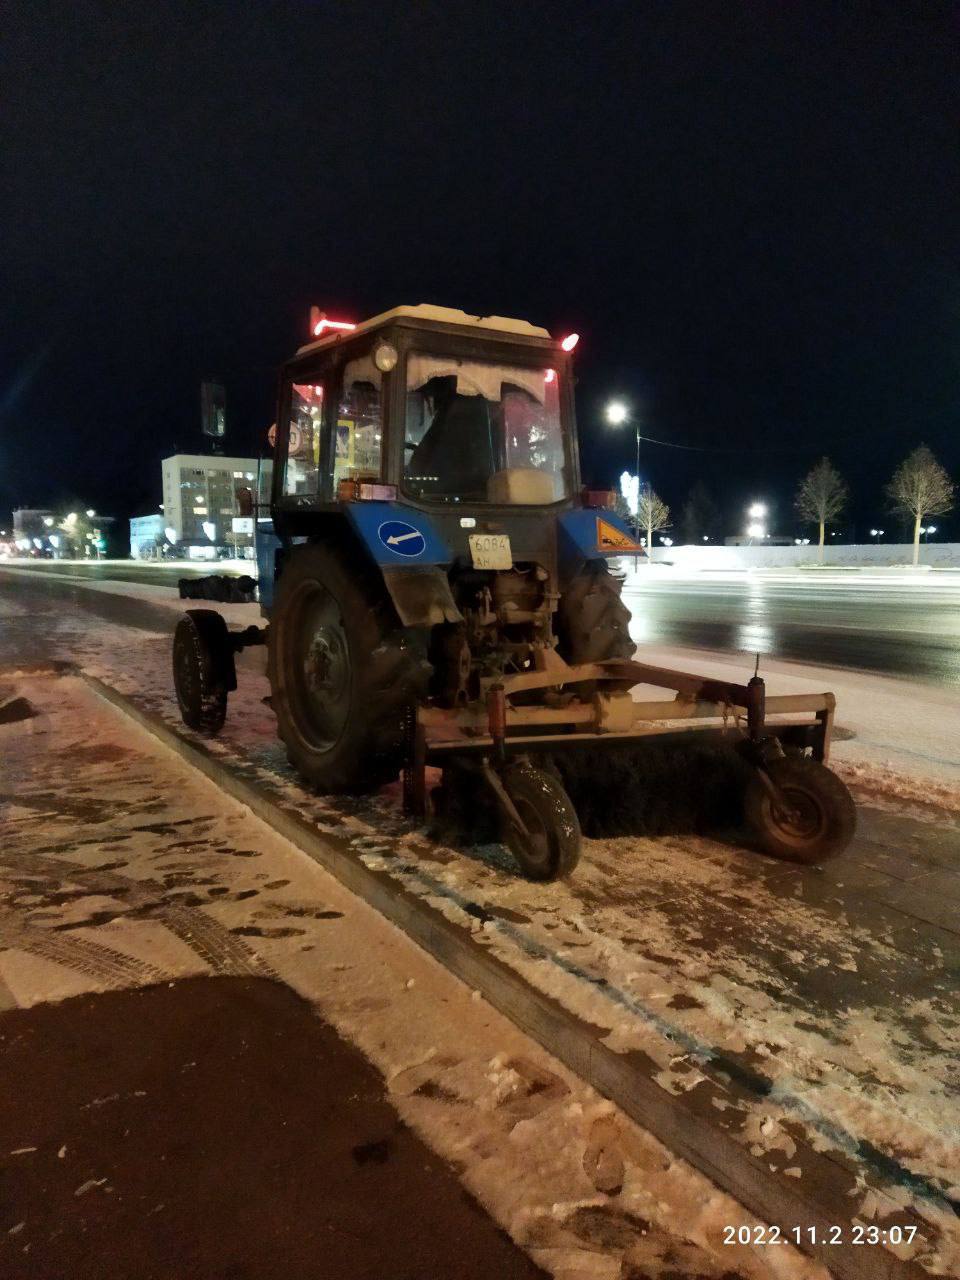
top-left (556, 560), bottom-right (633, 695)
top-left (745, 758), bottom-right (856, 864)
top-left (268, 543), bottom-right (429, 793)
top-left (172, 609), bottom-right (232, 735)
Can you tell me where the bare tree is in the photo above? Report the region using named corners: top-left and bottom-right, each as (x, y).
top-left (795, 457), bottom-right (848, 564)
top-left (886, 444), bottom-right (955, 566)
top-left (637, 483), bottom-right (670, 560)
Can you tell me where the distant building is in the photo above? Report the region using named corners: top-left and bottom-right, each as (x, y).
top-left (13, 509), bottom-right (55, 546)
top-left (160, 454), bottom-right (272, 559)
top-left (129, 513), bottom-right (166, 560)
top-left (12, 508), bottom-right (116, 557)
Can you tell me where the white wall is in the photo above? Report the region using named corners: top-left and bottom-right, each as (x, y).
top-left (645, 542), bottom-right (960, 570)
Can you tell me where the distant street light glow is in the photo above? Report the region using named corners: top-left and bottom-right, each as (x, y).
top-left (86, 508), bottom-right (95, 518)
top-left (619, 470), bottom-right (639, 518)
top-left (748, 502), bottom-right (767, 519)
top-left (560, 333), bottom-right (579, 352)
top-left (746, 522), bottom-right (765, 538)
top-left (605, 400), bottom-right (629, 426)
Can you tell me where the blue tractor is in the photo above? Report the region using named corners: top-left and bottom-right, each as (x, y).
top-left (173, 305), bottom-right (855, 879)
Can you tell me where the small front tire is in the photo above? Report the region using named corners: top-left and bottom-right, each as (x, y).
top-left (745, 758), bottom-right (856, 864)
top-left (501, 764), bottom-right (582, 881)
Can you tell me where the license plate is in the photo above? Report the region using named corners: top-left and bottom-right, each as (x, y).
top-left (469, 533), bottom-right (512, 570)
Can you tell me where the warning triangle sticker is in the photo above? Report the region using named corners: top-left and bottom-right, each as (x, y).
top-left (596, 517), bottom-right (643, 552)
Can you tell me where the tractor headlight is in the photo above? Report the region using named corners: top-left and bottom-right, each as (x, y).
top-left (374, 342), bottom-right (398, 373)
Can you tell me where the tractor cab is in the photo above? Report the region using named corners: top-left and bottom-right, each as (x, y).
top-left (263, 305), bottom-right (611, 618)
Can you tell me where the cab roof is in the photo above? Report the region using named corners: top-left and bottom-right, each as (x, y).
top-left (296, 303), bottom-right (552, 357)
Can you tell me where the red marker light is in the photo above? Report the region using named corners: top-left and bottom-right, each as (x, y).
top-left (544, 369), bottom-right (556, 383)
top-left (313, 318), bottom-right (357, 337)
top-left (560, 333), bottom-right (579, 352)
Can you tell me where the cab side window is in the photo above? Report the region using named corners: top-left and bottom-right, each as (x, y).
top-left (333, 357), bottom-right (382, 490)
top-left (282, 382), bottom-right (325, 497)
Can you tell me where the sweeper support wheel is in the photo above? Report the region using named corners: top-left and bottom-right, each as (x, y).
top-left (490, 761), bottom-right (582, 882)
top-left (745, 757), bottom-right (856, 864)
top-left (172, 609), bottom-right (235, 735)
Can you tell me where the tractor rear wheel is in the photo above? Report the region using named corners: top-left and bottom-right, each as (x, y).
top-left (745, 758), bottom-right (856, 864)
top-left (268, 543), bottom-right (430, 793)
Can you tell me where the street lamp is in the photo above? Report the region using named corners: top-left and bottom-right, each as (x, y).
top-left (86, 508), bottom-right (95, 518)
top-left (745, 501), bottom-right (768, 544)
top-left (605, 399), bottom-right (642, 550)
top-left (870, 528), bottom-right (884, 543)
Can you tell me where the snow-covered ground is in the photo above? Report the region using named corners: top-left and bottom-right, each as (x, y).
top-left (2, 567), bottom-right (958, 1276)
top-left (1, 673), bottom-right (830, 1280)
top-left (3, 578), bottom-right (957, 1269)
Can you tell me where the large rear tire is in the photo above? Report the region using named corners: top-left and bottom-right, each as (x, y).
top-left (267, 543), bottom-right (430, 793)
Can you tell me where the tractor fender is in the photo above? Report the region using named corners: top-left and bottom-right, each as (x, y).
top-left (343, 502), bottom-right (461, 626)
top-left (343, 501), bottom-right (451, 566)
top-left (267, 504), bottom-right (460, 628)
top-left (556, 509), bottom-right (644, 582)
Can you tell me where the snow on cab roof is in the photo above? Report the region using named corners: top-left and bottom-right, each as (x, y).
top-left (296, 303), bottom-right (552, 355)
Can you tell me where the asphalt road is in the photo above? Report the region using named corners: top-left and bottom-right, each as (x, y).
top-left (4, 557), bottom-right (960, 686)
top-left (0, 558), bottom-right (244, 589)
top-left (621, 569), bottom-right (960, 686)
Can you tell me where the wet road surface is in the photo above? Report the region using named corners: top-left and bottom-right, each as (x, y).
top-left (622, 569), bottom-right (960, 686)
top-left (0, 558), bottom-right (244, 589)
top-left (4, 557), bottom-right (960, 686)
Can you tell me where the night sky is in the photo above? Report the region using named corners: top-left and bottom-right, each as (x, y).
top-left (2, 2), bottom-right (957, 540)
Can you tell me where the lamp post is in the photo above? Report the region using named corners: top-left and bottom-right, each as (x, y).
top-left (604, 399), bottom-right (638, 541)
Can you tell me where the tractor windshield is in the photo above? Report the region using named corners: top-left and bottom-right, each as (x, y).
top-left (403, 354), bottom-right (569, 504)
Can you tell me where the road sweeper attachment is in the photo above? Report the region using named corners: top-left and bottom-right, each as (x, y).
top-left (172, 303), bottom-right (856, 879)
